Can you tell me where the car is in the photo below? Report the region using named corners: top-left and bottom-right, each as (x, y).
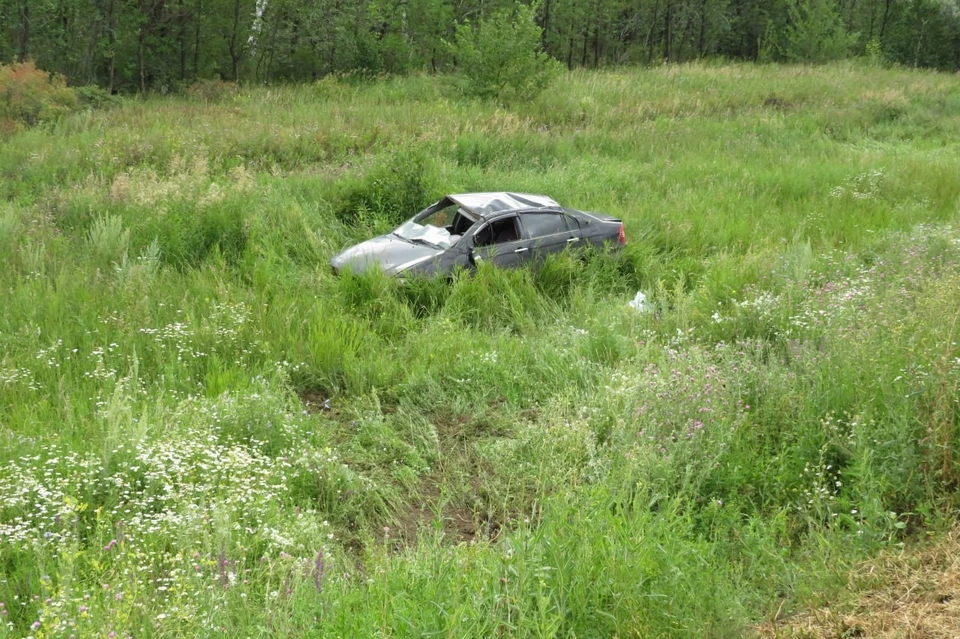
top-left (330, 192), bottom-right (626, 278)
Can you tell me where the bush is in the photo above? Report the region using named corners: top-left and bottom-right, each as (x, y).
top-left (450, 3), bottom-right (562, 103)
top-left (0, 61), bottom-right (77, 126)
top-left (334, 146), bottom-right (436, 226)
top-left (863, 36), bottom-right (889, 67)
top-left (75, 84), bottom-right (122, 109)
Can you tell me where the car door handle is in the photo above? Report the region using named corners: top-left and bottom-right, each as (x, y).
top-left (566, 237), bottom-right (579, 243)
top-left (513, 247), bottom-right (528, 254)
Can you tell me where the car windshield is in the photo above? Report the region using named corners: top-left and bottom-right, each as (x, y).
top-left (393, 202), bottom-right (471, 249)
top-left (393, 220), bottom-right (453, 249)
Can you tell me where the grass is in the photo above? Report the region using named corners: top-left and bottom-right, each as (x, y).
top-left (1, 60), bottom-right (960, 637)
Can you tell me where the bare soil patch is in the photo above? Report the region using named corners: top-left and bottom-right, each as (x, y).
top-left (297, 388), bottom-right (332, 414)
top-left (389, 477), bottom-right (494, 548)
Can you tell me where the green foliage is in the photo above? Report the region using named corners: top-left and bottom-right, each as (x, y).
top-left (781, 0), bottom-right (857, 63)
top-left (334, 146), bottom-right (437, 226)
top-left (444, 264), bottom-right (554, 332)
top-left (450, 3), bottom-right (563, 103)
top-left (864, 36), bottom-right (888, 67)
top-left (5, 0), bottom-right (960, 94)
top-left (0, 61), bottom-right (77, 126)
top-left (74, 85), bottom-right (122, 109)
top-left (86, 214), bottom-right (131, 268)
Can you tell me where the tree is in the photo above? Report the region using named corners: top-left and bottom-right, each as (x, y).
top-left (2, 0), bottom-right (960, 90)
top-left (451, 2), bottom-right (562, 103)
top-left (782, 0), bottom-right (856, 62)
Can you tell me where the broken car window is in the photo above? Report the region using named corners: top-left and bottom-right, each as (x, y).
top-left (394, 202), bottom-right (474, 249)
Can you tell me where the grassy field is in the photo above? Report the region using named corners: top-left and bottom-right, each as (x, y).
top-left (2, 61), bottom-right (960, 637)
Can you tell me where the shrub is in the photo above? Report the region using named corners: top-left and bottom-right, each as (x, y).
top-left (334, 146), bottom-right (436, 226)
top-left (450, 3), bottom-right (562, 103)
top-left (0, 117), bottom-right (18, 139)
top-left (0, 61), bottom-right (78, 126)
top-left (863, 36), bottom-right (889, 67)
top-left (86, 214), bottom-right (131, 267)
top-left (74, 84), bottom-right (122, 109)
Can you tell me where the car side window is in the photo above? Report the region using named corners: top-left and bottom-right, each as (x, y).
top-left (450, 210), bottom-right (470, 235)
top-left (520, 213), bottom-right (569, 238)
top-left (473, 216), bottom-right (520, 247)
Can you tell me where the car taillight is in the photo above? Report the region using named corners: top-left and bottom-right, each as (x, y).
top-left (618, 223), bottom-right (626, 245)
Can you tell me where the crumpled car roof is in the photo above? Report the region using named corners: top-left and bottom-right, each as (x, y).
top-left (447, 192), bottom-right (560, 218)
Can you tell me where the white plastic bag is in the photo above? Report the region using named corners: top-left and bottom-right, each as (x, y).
top-left (628, 291), bottom-right (648, 312)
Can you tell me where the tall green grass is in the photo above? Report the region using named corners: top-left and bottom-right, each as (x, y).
top-left (1, 62), bottom-right (960, 637)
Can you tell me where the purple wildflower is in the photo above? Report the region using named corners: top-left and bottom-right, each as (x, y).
top-left (312, 549), bottom-right (326, 593)
top-left (217, 549), bottom-right (229, 587)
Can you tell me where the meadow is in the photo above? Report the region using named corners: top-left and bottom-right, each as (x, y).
top-left (2, 61), bottom-right (960, 637)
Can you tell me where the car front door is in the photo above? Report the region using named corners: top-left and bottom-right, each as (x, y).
top-left (468, 215), bottom-right (532, 269)
top-left (518, 211), bottom-right (580, 265)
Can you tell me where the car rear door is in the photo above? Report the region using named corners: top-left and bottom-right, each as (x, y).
top-left (518, 211), bottom-right (580, 265)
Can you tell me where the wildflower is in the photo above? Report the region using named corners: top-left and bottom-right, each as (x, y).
top-left (104, 539), bottom-right (117, 551)
top-left (217, 549), bottom-right (229, 586)
top-left (313, 549), bottom-right (326, 593)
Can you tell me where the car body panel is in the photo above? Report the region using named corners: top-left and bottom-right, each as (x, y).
top-left (447, 192), bottom-right (560, 217)
top-left (329, 235), bottom-right (443, 275)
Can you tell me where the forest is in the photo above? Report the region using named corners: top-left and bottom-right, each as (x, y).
top-left (2, 0), bottom-right (959, 92)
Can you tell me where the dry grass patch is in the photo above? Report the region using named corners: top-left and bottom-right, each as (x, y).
top-left (759, 528), bottom-right (960, 638)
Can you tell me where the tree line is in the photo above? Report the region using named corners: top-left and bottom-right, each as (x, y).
top-left (2, 0), bottom-right (958, 93)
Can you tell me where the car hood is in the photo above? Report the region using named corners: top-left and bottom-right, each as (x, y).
top-left (330, 234), bottom-right (443, 275)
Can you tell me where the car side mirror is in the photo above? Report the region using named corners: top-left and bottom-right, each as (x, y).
top-left (470, 249), bottom-right (483, 265)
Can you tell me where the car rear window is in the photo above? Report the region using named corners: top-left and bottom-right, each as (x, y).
top-left (520, 213), bottom-right (569, 238)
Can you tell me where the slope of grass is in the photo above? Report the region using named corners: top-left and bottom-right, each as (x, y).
top-left (1, 61), bottom-right (960, 637)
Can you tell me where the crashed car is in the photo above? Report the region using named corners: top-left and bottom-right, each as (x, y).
top-left (330, 192), bottom-right (626, 277)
